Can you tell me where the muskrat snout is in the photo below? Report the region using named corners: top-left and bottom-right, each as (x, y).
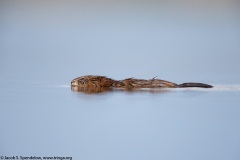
top-left (71, 80), bottom-right (78, 86)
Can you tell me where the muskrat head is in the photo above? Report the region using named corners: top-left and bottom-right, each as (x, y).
top-left (71, 75), bottom-right (115, 88)
top-left (71, 76), bottom-right (88, 87)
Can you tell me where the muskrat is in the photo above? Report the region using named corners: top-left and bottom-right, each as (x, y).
top-left (71, 75), bottom-right (213, 89)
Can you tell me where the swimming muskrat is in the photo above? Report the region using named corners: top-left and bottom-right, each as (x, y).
top-left (71, 75), bottom-right (213, 89)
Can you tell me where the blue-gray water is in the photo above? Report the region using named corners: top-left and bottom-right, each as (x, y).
top-left (0, 1), bottom-right (240, 160)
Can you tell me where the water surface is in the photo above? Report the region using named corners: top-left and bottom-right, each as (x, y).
top-left (0, 1), bottom-right (240, 160)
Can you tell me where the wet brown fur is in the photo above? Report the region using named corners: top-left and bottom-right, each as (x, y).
top-left (71, 75), bottom-right (213, 89)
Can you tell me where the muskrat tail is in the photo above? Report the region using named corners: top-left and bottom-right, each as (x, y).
top-left (178, 83), bottom-right (213, 88)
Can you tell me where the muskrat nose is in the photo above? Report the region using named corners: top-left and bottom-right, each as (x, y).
top-left (71, 80), bottom-right (78, 86)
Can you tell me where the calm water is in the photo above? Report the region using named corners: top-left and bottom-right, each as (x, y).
top-left (1, 1), bottom-right (240, 160)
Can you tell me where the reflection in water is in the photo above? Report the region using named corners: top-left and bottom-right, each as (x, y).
top-left (71, 86), bottom-right (113, 94)
top-left (71, 86), bottom-right (171, 94)
top-left (71, 84), bottom-right (240, 94)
